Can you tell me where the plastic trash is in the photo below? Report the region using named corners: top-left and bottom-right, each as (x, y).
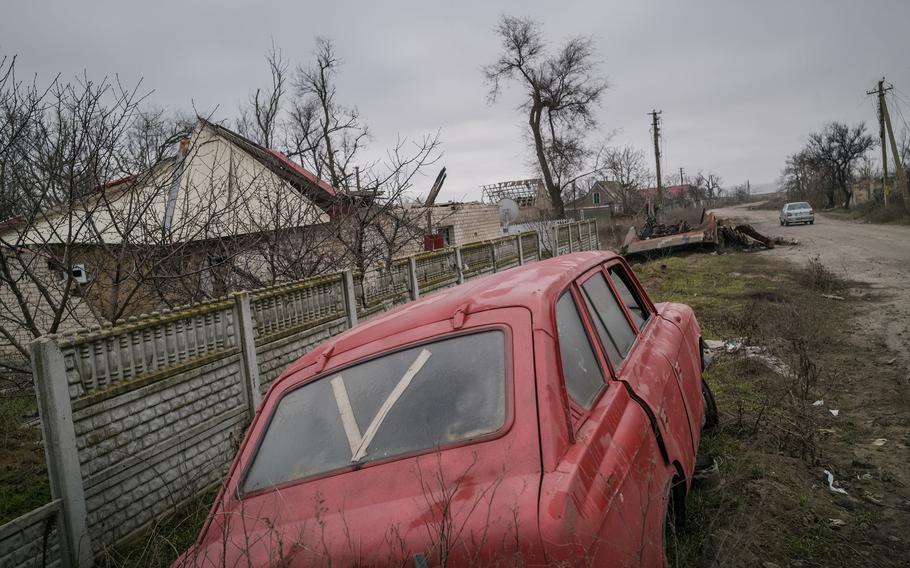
top-left (823, 469), bottom-right (848, 495)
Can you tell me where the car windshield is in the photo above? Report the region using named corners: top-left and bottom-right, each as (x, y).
top-left (242, 331), bottom-right (507, 493)
top-left (789, 202), bottom-right (811, 210)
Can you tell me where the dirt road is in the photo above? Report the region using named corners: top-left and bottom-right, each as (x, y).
top-left (710, 203), bottom-right (910, 564)
top-left (711, 203), bottom-right (910, 367)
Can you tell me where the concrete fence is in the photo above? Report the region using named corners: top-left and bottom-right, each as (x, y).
top-left (3, 222), bottom-right (595, 567)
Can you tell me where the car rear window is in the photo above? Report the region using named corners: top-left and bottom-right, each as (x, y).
top-left (789, 202), bottom-right (810, 209)
top-left (242, 331), bottom-right (507, 493)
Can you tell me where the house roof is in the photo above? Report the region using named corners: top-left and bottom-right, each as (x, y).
top-left (200, 120), bottom-right (339, 205)
top-left (1, 120), bottom-right (335, 245)
top-left (640, 184), bottom-right (692, 199)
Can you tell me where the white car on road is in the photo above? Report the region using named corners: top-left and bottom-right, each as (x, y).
top-left (780, 202), bottom-right (814, 226)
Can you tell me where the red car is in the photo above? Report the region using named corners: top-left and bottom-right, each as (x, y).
top-left (180, 251), bottom-right (716, 567)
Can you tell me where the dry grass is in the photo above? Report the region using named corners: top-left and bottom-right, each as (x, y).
top-left (639, 251), bottom-right (906, 567)
top-left (824, 201), bottom-right (910, 225)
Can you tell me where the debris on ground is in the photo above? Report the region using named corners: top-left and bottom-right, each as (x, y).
top-left (704, 337), bottom-right (792, 377)
top-left (823, 469), bottom-right (849, 495)
top-left (821, 294), bottom-right (846, 300)
top-left (622, 209), bottom-right (797, 257)
top-left (829, 409), bottom-right (840, 417)
top-left (622, 212), bottom-right (718, 256)
top-left (871, 438), bottom-right (888, 447)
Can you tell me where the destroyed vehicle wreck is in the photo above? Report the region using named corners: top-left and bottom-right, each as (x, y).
top-left (621, 211), bottom-right (795, 257)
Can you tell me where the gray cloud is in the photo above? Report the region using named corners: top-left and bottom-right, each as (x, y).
top-left (3, 0), bottom-right (908, 199)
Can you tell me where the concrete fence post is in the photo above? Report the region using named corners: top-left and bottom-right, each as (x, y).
top-left (341, 270), bottom-right (359, 328)
top-left (592, 220), bottom-right (601, 250)
top-left (516, 234), bottom-right (525, 265)
top-left (454, 247), bottom-right (465, 284)
top-left (31, 338), bottom-right (93, 568)
top-left (568, 222), bottom-right (576, 253)
top-left (232, 292), bottom-right (261, 416)
top-left (490, 241), bottom-right (498, 272)
top-left (552, 225), bottom-right (560, 256)
top-left (407, 255), bottom-right (420, 300)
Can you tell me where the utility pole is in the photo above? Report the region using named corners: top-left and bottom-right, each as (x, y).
top-left (867, 78), bottom-right (892, 205)
top-left (882, 92), bottom-right (910, 203)
top-left (650, 110), bottom-right (663, 217)
top-left (679, 167), bottom-right (685, 185)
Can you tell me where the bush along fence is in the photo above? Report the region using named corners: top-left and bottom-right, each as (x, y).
top-left (1, 220), bottom-right (597, 567)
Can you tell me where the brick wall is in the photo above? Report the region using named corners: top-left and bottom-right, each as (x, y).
top-left (0, 250), bottom-right (101, 362)
top-left (436, 203), bottom-right (503, 245)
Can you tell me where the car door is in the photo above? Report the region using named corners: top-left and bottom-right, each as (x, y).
top-left (577, 263), bottom-right (696, 475)
top-left (607, 263), bottom-right (704, 455)
top-left (538, 285), bottom-right (675, 567)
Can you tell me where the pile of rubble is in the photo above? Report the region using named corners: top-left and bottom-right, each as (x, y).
top-left (717, 221), bottom-right (798, 250)
top-left (622, 211), bottom-right (797, 256)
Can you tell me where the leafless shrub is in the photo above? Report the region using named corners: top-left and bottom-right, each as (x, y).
top-left (800, 255), bottom-right (842, 294)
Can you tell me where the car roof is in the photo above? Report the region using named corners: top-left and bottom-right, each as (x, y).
top-left (282, 251), bottom-right (618, 375)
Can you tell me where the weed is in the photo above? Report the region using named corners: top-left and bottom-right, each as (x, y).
top-left (801, 255), bottom-right (843, 293)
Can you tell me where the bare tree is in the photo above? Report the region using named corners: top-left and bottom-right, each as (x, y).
top-left (693, 171), bottom-right (723, 202)
top-left (288, 38), bottom-right (370, 190)
top-left (279, 39), bottom-right (441, 272)
top-left (237, 43), bottom-right (288, 149)
top-left (604, 146), bottom-right (650, 214)
top-left (484, 15), bottom-right (608, 218)
top-left (805, 122), bottom-right (875, 208)
top-left (0, 57), bottom-right (278, 378)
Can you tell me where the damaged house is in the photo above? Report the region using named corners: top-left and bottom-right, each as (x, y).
top-left (0, 120), bottom-right (509, 368)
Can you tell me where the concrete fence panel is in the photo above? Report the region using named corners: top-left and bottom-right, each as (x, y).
top-left (0, 499), bottom-right (64, 568)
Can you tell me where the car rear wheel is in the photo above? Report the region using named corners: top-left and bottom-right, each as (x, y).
top-left (702, 379), bottom-right (718, 431)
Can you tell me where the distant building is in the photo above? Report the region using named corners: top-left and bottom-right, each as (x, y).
top-left (566, 180), bottom-right (623, 218)
top-left (481, 178), bottom-right (554, 222)
top-left (640, 184), bottom-right (700, 209)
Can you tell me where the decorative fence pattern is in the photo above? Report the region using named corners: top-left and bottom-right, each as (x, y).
top-left (7, 222), bottom-right (597, 567)
top-left (554, 219), bottom-right (598, 256)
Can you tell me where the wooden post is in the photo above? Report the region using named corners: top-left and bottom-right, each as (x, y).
top-left (341, 270), bottom-right (359, 328)
top-left (31, 338), bottom-right (93, 567)
top-left (407, 256), bottom-right (420, 300)
top-left (232, 293), bottom-right (261, 416)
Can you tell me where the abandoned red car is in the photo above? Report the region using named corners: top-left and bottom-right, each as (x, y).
top-left (180, 251), bottom-right (717, 567)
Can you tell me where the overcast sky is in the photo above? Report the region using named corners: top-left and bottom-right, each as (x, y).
top-left (3, 0), bottom-right (910, 200)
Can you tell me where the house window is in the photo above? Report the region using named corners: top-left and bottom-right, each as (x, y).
top-left (439, 226), bottom-right (454, 247)
top-left (592, 192), bottom-right (601, 205)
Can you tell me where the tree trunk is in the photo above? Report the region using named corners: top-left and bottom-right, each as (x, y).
top-left (841, 184), bottom-right (853, 209)
top-left (528, 104), bottom-right (564, 218)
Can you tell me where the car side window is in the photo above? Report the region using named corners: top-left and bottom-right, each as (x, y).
top-left (580, 272), bottom-right (637, 368)
top-left (555, 292), bottom-right (605, 408)
top-left (608, 267), bottom-right (651, 330)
